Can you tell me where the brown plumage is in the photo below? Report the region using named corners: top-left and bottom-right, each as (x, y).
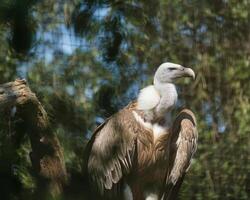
top-left (85, 102), bottom-right (198, 200)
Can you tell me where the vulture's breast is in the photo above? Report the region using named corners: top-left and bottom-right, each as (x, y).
top-left (132, 110), bottom-right (169, 178)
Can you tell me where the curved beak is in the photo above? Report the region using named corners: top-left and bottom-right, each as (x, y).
top-left (183, 67), bottom-right (195, 80)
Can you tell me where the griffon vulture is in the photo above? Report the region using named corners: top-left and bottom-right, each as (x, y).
top-left (84, 62), bottom-right (198, 200)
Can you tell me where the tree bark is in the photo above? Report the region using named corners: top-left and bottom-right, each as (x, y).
top-left (0, 79), bottom-right (67, 198)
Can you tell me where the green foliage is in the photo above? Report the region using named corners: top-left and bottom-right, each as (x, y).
top-left (0, 0), bottom-right (250, 199)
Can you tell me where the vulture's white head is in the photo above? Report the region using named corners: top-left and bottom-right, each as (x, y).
top-left (153, 62), bottom-right (195, 85)
top-left (137, 62), bottom-right (195, 115)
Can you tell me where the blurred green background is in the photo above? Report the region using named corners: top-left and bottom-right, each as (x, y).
top-left (0, 0), bottom-right (249, 199)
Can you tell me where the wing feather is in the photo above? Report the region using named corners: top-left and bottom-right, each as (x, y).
top-left (162, 109), bottom-right (198, 200)
top-left (86, 107), bottom-right (138, 197)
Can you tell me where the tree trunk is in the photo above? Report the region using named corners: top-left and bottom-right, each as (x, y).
top-left (0, 79), bottom-right (67, 198)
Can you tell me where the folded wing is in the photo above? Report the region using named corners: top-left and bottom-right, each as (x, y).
top-left (86, 108), bottom-right (138, 198)
top-left (162, 109), bottom-right (198, 200)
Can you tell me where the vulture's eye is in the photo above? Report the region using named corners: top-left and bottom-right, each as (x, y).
top-left (168, 67), bottom-right (176, 71)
